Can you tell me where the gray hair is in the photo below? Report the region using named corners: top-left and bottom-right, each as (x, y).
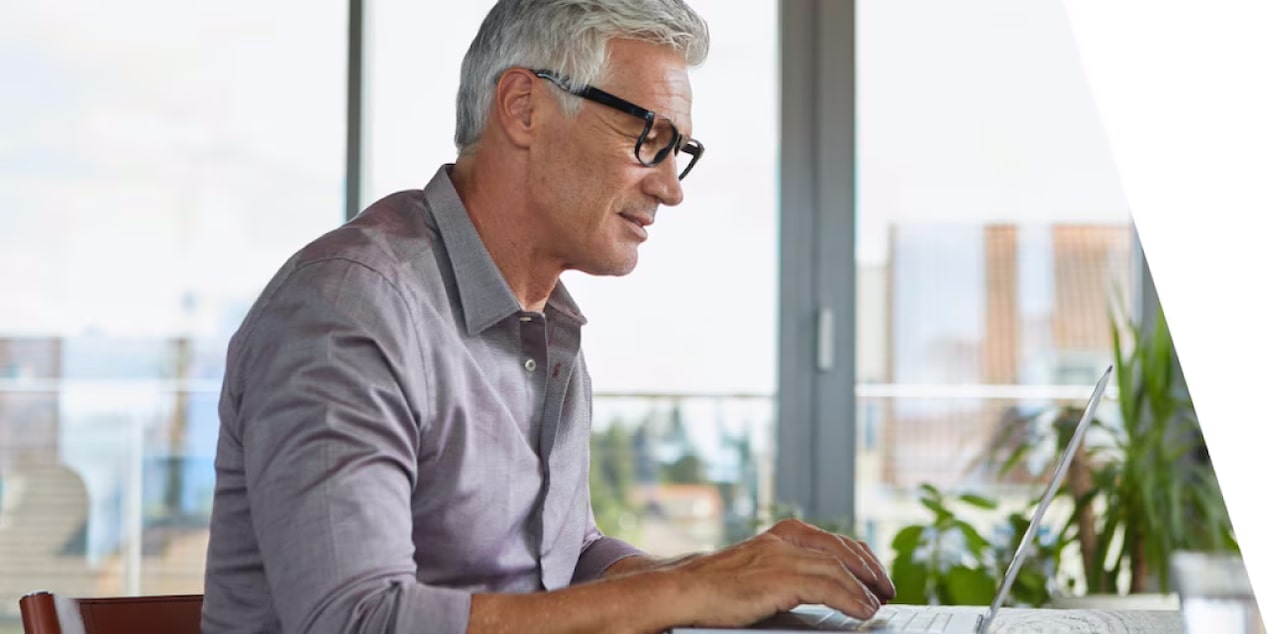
top-left (455, 0), bottom-right (710, 155)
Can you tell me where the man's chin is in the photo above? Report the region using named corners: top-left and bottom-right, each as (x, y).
top-left (576, 252), bottom-right (640, 277)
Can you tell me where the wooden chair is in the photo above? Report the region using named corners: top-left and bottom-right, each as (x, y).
top-left (18, 591), bottom-right (202, 634)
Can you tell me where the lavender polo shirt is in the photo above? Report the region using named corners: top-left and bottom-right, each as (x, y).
top-left (202, 165), bottom-right (644, 633)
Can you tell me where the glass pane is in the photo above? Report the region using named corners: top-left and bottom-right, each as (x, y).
top-left (856, 0), bottom-right (1137, 593)
top-left (0, 2), bottom-right (345, 628)
top-left (565, 0), bottom-right (779, 557)
top-left (367, 0), bottom-right (778, 558)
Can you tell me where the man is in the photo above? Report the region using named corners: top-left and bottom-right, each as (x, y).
top-left (202, 1), bottom-right (895, 632)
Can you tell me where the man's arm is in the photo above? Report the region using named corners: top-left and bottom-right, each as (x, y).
top-left (468, 519), bottom-right (897, 634)
top-left (231, 260), bottom-right (469, 634)
top-left (601, 552), bottom-right (703, 578)
top-left (571, 510), bottom-right (648, 584)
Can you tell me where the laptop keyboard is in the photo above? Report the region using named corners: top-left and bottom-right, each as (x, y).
top-left (828, 606), bottom-right (954, 632)
top-left (751, 605), bottom-right (956, 632)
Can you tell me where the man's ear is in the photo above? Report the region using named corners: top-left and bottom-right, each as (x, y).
top-left (493, 68), bottom-right (541, 150)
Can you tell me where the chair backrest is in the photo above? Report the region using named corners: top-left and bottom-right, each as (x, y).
top-left (19, 591), bottom-right (203, 634)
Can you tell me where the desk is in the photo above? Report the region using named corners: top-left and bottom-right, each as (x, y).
top-left (676, 606), bottom-right (1185, 633)
top-left (976, 606), bottom-right (1182, 633)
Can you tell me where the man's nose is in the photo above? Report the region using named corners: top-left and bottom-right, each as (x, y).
top-left (644, 157), bottom-right (685, 206)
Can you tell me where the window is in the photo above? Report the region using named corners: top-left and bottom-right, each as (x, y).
top-left (1, 6), bottom-right (780, 624)
top-left (855, 0), bottom-right (1137, 564)
top-left (562, 0), bottom-right (780, 555)
top-left (0, 1), bottom-right (345, 623)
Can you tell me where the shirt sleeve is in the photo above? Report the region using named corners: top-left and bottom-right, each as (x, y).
top-left (570, 499), bottom-right (646, 584)
top-left (229, 258), bottom-right (469, 634)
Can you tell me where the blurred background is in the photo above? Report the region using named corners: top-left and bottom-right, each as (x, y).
top-left (4, 0), bottom-right (1215, 630)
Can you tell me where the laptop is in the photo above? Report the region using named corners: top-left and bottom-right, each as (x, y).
top-left (674, 365), bottom-right (1113, 634)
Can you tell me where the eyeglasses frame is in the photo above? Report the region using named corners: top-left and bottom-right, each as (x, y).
top-left (530, 69), bottom-right (704, 181)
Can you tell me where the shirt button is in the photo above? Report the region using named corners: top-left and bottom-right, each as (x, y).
top-left (524, 358), bottom-right (538, 372)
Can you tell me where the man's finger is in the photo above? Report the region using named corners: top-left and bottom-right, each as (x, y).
top-left (769, 520), bottom-right (895, 601)
top-left (781, 555), bottom-right (881, 621)
top-left (834, 535), bottom-right (896, 600)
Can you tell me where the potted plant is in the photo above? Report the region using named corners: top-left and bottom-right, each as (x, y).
top-left (888, 483), bottom-right (1067, 607)
top-left (990, 301), bottom-right (1238, 600)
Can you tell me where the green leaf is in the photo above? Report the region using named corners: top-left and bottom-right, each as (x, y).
top-left (1090, 510), bottom-right (1121, 593)
top-left (891, 525), bottom-right (925, 556)
top-left (997, 445), bottom-right (1029, 477)
top-left (1010, 569), bottom-right (1051, 608)
top-left (890, 559), bottom-right (931, 605)
top-left (957, 493), bottom-right (998, 510)
top-left (1111, 309), bottom-right (1136, 427)
top-left (942, 566), bottom-right (997, 606)
top-left (918, 483), bottom-right (941, 501)
top-left (919, 497), bottom-right (952, 523)
top-left (952, 520), bottom-right (992, 559)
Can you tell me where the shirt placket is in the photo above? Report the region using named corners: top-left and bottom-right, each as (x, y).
top-left (517, 313), bottom-right (549, 456)
top-left (535, 312), bottom-right (582, 590)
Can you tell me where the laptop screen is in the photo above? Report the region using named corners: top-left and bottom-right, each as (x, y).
top-left (978, 365), bottom-right (1113, 632)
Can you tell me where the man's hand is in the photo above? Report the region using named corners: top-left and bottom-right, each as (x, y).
top-left (663, 518), bottom-right (896, 628)
top-left (470, 519), bottom-right (894, 634)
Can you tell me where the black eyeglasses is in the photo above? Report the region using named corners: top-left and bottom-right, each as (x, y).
top-left (532, 69), bottom-right (704, 181)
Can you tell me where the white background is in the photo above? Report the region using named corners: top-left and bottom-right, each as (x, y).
top-left (1064, 0), bottom-right (1268, 607)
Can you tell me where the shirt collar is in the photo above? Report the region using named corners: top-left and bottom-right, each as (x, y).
top-left (422, 165), bottom-right (587, 335)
